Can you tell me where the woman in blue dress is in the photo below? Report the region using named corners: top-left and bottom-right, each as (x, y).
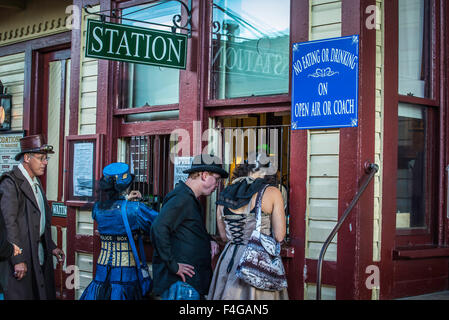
top-left (80, 162), bottom-right (158, 300)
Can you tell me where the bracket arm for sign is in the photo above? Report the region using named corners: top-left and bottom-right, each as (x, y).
top-left (84, 0), bottom-right (192, 37)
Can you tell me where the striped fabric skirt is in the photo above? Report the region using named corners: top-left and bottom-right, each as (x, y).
top-left (80, 235), bottom-right (142, 300)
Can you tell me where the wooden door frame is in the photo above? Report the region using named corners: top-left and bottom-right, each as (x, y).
top-left (381, 0), bottom-right (449, 299)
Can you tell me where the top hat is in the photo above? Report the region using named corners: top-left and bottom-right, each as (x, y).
top-left (102, 162), bottom-right (134, 192)
top-left (15, 134), bottom-right (55, 161)
top-left (183, 154), bottom-right (229, 179)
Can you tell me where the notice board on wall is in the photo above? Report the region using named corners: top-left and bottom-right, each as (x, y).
top-left (0, 131), bottom-right (24, 175)
top-left (291, 35), bottom-right (359, 130)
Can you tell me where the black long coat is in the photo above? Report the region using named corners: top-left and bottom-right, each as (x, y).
top-left (0, 166), bottom-right (57, 300)
top-left (0, 204), bottom-right (13, 293)
top-left (150, 181), bottom-right (213, 296)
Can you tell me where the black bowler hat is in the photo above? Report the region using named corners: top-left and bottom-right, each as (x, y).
top-left (183, 154), bottom-right (229, 178)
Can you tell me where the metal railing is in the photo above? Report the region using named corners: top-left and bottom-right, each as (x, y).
top-left (316, 163), bottom-right (379, 300)
top-left (446, 165), bottom-right (449, 219)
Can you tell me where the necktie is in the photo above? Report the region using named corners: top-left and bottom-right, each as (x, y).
top-left (33, 182), bottom-right (46, 266)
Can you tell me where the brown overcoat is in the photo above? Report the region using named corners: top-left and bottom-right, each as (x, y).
top-left (0, 166), bottom-right (57, 300)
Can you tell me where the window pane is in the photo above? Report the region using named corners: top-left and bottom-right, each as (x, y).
top-left (210, 0), bottom-right (290, 99)
top-left (396, 103), bottom-right (427, 229)
top-left (398, 0), bottom-right (432, 99)
top-left (121, 2), bottom-right (180, 108)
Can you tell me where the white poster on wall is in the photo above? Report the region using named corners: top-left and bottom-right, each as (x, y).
top-left (73, 142), bottom-right (94, 197)
top-left (173, 156), bottom-right (193, 188)
top-left (0, 132), bottom-right (24, 175)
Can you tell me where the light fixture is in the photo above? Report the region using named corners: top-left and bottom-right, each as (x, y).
top-left (0, 81), bottom-right (12, 131)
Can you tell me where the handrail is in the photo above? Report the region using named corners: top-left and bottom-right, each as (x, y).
top-left (446, 165), bottom-right (449, 219)
top-left (316, 163), bottom-right (379, 300)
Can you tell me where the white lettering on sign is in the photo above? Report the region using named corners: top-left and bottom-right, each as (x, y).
top-left (333, 99), bottom-right (355, 115)
top-left (293, 99), bottom-right (355, 118)
top-left (91, 26), bottom-right (103, 53)
top-left (301, 49), bottom-right (321, 70)
top-left (212, 44), bottom-right (289, 78)
top-left (318, 82), bottom-right (328, 96)
top-left (291, 35), bottom-right (359, 130)
top-left (90, 26), bottom-right (183, 64)
top-left (294, 103), bottom-right (309, 118)
top-left (131, 32), bottom-right (145, 57)
top-left (330, 48), bottom-right (358, 70)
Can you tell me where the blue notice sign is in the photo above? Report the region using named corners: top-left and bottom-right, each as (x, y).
top-left (291, 35), bottom-right (359, 130)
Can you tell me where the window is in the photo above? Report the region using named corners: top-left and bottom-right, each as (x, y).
top-left (398, 0), bottom-right (432, 99)
top-left (396, 103), bottom-right (431, 229)
top-left (119, 1), bottom-right (181, 109)
top-left (207, 114), bottom-right (291, 238)
top-left (125, 135), bottom-right (174, 211)
top-left (209, 0), bottom-right (290, 100)
top-left (395, 0), bottom-right (437, 237)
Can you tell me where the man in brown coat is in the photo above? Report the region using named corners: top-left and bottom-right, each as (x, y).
top-left (0, 134), bottom-right (65, 300)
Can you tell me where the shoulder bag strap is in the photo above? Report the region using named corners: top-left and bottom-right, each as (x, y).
top-left (120, 200), bottom-right (143, 269)
top-left (137, 233), bottom-right (147, 267)
top-left (254, 184), bottom-right (269, 233)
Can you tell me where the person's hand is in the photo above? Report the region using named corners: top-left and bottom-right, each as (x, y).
top-left (14, 262), bottom-right (27, 280)
top-left (128, 190), bottom-right (142, 201)
top-left (52, 248), bottom-right (65, 263)
top-left (12, 243), bottom-right (22, 256)
top-left (210, 241), bottom-right (219, 258)
top-left (176, 263), bottom-right (195, 282)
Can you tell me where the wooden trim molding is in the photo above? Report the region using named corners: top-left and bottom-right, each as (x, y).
top-left (0, 18), bottom-right (68, 47)
top-left (393, 247), bottom-right (449, 259)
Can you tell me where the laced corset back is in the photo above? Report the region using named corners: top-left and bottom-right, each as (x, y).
top-left (221, 204), bottom-right (271, 273)
top-left (222, 206), bottom-right (272, 244)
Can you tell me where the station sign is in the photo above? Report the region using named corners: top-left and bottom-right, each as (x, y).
top-left (291, 35), bottom-right (359, 130)
top-left (85, 19), bottom-right (187, 69)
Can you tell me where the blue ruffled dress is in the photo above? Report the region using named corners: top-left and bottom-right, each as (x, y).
top-left (80, 200), bottom-right (158, 300)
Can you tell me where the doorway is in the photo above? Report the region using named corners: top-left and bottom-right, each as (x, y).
top-left (34, 46), bottom-right (71, 299)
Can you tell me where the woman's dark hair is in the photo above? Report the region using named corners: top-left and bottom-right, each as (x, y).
top-left (232, 163), bottom-right (254, 180)
top-left (232, 152), bottom-right (272, 180)
top-left (95, 176), bottom-right (122, 209)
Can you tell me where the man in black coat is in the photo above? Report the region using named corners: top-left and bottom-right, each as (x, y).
top-left (151, 154), bottom-right (228, 299)
top-left (0, 134), bottom-right (65, 300)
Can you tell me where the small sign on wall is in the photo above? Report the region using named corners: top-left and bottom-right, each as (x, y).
top-left (173, 156), bottom-right (193, 188)
top-left (291, 35), bottom-right (359, 130)
top-left (52, 202), bottom-right (67, 218)
top-left (0, 131), bottom-right (24, 175)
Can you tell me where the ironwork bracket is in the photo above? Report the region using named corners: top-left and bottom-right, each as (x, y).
top-left (84, 0), bottom-right (192, 38)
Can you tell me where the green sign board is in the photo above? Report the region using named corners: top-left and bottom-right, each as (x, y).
top-left (85, 19), bottom-right (187, 69)
top-left (52, 202), bottom-right (67, 218)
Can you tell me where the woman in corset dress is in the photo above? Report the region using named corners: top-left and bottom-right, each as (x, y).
top-left (80, 162), bottom-right (158, 300)
top-left (207, 153), bottom-right (288, 300)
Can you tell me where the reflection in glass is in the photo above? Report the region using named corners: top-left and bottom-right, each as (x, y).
top-left (121, 2), bottom-right (180, 108)
top-left (210, 0), bottom-right (290, 99)
top-left (398, 0), bottom-right (432, 98)
top-left (396, 103), bottom-right (427, 229)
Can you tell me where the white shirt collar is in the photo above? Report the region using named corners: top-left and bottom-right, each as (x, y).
top-left (18, 163), bottom-right (39, 188)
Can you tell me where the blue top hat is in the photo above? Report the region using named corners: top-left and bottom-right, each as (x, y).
top-left (102, 162), bottom-right (133, 192)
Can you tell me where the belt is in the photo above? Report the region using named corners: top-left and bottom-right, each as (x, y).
top-left (97, 234), bottom-right (136, 267)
